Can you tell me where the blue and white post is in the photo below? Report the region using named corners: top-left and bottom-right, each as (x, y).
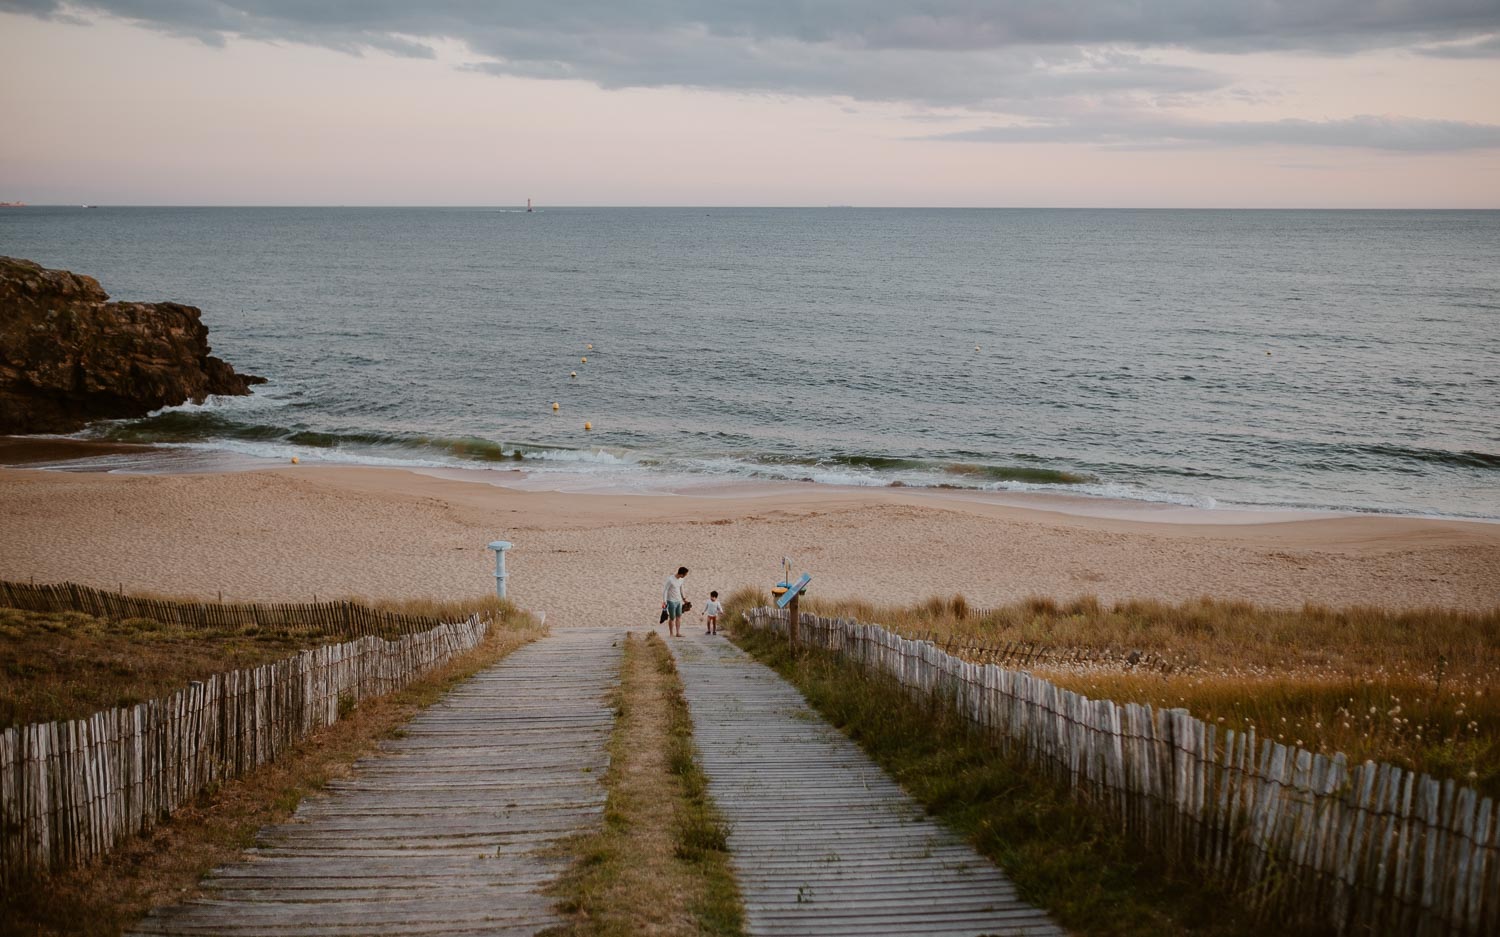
top-left (487, 540), bottom-right (513, 600)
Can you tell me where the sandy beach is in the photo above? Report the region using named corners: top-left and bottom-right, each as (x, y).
top-left (1, 457), bottom-right (1496, 626)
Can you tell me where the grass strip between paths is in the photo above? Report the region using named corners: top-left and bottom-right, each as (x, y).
top-left (2, 613), bottom-right (544, 937)
top-left (730, 620), bottom-right (1329, 937)
top-left (545, 631), bottom-right (745, 937)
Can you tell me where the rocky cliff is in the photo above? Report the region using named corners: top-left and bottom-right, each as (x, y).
top-left (0, 257), bottom-right (264, 434)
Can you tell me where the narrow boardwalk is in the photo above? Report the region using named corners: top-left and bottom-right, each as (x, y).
top-left (133, 629), bottom-right (621, 937)
top-left (670, 633), bottom-right (1061, 937)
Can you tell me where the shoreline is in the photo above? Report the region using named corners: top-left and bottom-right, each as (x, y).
top-left (4, 434), bottom-right (1486, 529)
top-left (1, 448), bottom-right (1497, 621)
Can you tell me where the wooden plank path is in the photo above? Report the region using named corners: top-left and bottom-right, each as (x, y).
top-left (131, 628), bottom-right (622, 937)
top-left (669, 634), bottom-right (1062, 937)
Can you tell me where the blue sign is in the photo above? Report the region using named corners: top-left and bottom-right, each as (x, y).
top-left (775, 573), bottom-right (812, 608)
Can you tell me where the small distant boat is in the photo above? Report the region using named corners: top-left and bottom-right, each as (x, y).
top-left (527, 198), bottom-right (533, 213)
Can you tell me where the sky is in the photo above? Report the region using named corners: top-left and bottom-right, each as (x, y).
top-left (2, 1), bottom-right (1499, 207)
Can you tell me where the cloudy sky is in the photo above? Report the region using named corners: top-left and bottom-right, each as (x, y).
top-left (2, 1), bottom-right (1499, 206)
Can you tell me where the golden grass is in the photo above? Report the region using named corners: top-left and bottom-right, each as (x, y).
top-left (732, 588), bottom-right (1500, 799)
top-left (1, 611), bottom-right (543, 937)
top-left (544, 632), bottom-right (744, 937)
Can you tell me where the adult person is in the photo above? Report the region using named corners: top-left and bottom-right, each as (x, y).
top-left (662, 566), bottom-right (689, 637)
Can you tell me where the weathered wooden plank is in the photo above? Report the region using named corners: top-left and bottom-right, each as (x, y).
top-left (672, 632), bottom-right (1061, 936)
top-left (130, 629), bottom-right (617, 937)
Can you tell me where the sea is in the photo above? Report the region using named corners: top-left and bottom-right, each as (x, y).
top-left (2, 206), bottom-right (1497, 520)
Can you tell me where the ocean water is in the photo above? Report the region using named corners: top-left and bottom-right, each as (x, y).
top-left (2, 206), bottom-right (1497, 519)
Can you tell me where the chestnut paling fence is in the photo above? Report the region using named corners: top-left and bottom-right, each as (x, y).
top-left (0, 580), bottom-right (449, 639)
top-left (0, 605), bottom-right (490, 884)
top-left (742, 607), bottom-right (1497, 936)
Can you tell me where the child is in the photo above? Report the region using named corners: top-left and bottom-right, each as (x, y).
top-left (703, 591), bottom-right (723, 635)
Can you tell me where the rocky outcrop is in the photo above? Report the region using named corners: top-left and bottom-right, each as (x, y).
top-left (0, 257), bottom-right (264, 434)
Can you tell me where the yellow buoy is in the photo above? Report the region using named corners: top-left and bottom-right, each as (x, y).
top-left (552, 402), bottom-right (559, 411)
top-left (570, 371), bottom-right (577, 378)
top-left (581, 357), bottom-right (588, 363)
top-left (290, 456), bottom-right (299, 465)
top-left (586, 344), bottom-right (593, 350)
top-left (975, 345), bottom-right (981, 351)
top-left (584, 421), bottom-right (592, 431)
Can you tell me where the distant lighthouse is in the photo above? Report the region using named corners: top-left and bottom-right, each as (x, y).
top-left (526, 197), bottom-right (533, 213)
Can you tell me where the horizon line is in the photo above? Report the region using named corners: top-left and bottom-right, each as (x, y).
top-left (5, 203), bottom-right (1500, 211)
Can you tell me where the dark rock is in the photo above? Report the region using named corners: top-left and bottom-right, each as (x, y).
top-left (0, 257), bottom-right (265, 434)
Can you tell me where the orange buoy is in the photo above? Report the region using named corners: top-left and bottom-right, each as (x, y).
top-left (584, 421), bottom-right (592, 431)
top-left (290, 456), bottom-right (299, 464)
top-left (586, 344), bottom-right (593, 350)
top-left (581, 356), bottom-right (588, 363)
top-left (552, 402), bottom-right (560, 411)
top-left (570, 371), bottom-right (577, 378)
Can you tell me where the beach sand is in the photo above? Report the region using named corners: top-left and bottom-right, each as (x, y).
top-left (0, 461), bottom-right (1496, 626)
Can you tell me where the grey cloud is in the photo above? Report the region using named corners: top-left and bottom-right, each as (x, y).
top-left (8, 1), bottom-right (1498, 139)
top-left (460, 31), bottom-right (1226, 108)
top-left (1415, 33), bottom-right (1500, 56)
top-left (14, 1), bottom-right (1500, 54)
top-left (933, 115), bottom-right (1500, 152)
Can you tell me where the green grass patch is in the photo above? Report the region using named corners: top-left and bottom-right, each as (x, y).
top-left (544, 633), bottom-right (744, 937)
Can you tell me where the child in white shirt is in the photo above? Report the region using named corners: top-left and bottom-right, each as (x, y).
top-left (703, 591), bottom-right (723, 635)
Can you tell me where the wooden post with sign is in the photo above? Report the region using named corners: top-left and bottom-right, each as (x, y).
top-left (775, 572), bottom-right (812, 654)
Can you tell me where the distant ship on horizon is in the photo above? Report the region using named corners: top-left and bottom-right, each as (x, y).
top-left (527, 198), bottom-right (533, 213)
top-left (0, 201), bottom-right (26, 208)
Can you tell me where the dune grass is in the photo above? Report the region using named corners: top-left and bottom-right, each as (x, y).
top-left (2, 608), bottom-right (543, 937)
top-left (726, 613), bottom-right (1283, 937)
top-left (735, 589), bottom-right (1500, 799)
top-left (544, 631), bottom-right (744, 937)
top-left (0, 594), bottom-right (521, 728)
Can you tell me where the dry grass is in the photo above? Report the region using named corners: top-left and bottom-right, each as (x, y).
top-left (1, 594), bottom-right (520, 728)
top-left (545, 632), bottom-right (743, 937)
top-left (0, 608), bottom-right (333, 727)
top-left (734, 589), bottom-right (1500, 798)
top-left (1, 611), bottom-right (542, 937)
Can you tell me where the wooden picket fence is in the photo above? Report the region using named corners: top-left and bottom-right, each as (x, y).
top-left (744, 607), bottom-right (1498, 936)
top-left (0, 580), bottom-right (446, 639)
top-left (0, 614), bottom-right (489, 884)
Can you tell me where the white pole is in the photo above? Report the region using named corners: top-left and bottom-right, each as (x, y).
top-left (487, 540), bottom-right (513, 599)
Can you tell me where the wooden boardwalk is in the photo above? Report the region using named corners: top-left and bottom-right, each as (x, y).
top-left (132, 628), bottom-right (621, 937)
top-left (670, 633), bottom-right (1061, 937)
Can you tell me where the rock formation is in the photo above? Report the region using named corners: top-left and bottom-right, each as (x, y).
top-left (0, 256), bottom-right (265, 434)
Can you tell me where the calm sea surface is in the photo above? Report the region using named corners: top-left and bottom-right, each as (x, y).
top-left (2, 207), bottom-right (1497, 518)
